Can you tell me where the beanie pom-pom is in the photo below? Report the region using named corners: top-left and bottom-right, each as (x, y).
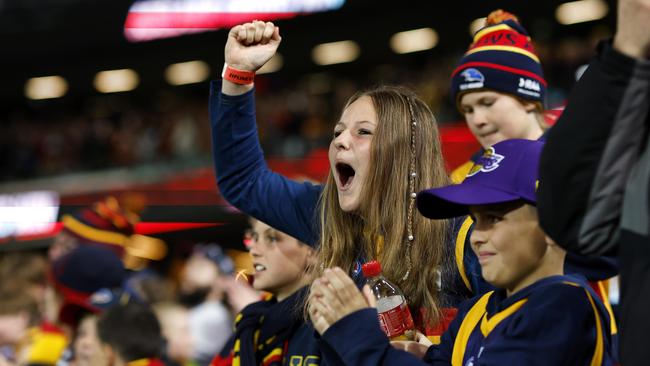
top-left (486, 9), bottom-right (520, 26)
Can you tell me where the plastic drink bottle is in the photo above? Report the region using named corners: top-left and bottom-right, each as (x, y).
top-left (362, 260), bottom-right (416, 341)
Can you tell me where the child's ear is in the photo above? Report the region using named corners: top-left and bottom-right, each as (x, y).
top-left (523, 101), bottom-right (537, 113)
top-left (305, 247), bottom-right (317, 265)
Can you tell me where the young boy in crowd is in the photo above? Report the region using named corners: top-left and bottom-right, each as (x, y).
top-left (0, 286), bottom-right (42, 365)
top-left (308, 139), bottom-right (616, 365)
top-left (49, 245), bottom-right (128, 366)
top-left (74, 313), bottom-right (108, 366)
top-left (152, 302), bottom-right (195, 366)
top-left (0, 251), bottom-right (67, 366)
top-left (96, 302), bottom-right (166, 366)
top-left (449, 10), bottom-right (549, 183)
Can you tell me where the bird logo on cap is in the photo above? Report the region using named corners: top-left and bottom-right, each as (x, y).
top-left (460, 68), bottom-right (485, 83)
top-left (467, 147), bottom-right (505, 177)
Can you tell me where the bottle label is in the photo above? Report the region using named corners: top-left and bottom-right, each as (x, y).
top-left (378, 302), bottom-right (415, 338)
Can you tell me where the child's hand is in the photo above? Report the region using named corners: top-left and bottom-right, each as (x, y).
top-left (390, 331), bottom-right (433, 359)
top-left (225, 21), bottom-right (281, 72)
top-left (218, 275), bottom-right (261, 314)
top-left (307, 267), bottom-right (376, 335)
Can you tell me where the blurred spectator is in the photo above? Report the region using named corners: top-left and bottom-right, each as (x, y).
top-left (0, 287), bottom-right (40, 365)
top-left (49, 246), bottom-right (126, 330)
top-left (48, 245), bottom-right (127, 365)
top-left (97, 302), bottom-right (166, 366)
top-left (50, 196), bottom-right (140, 262)
top-left (2, 97), bottom-right (212, 182)
top-left (123, 269), bottom-right (176, 305)
top-left (0, 251), bottom-right (48, 320)
top-left (51, 195), bottom-right (167, 271)
top-left (0, 250), bottom-right (67, 366)
top-left (152, 302), bottom-right (194, 366)
top-left (170, 116), bottom-right (200, 158)
top-left (178, 244), bottom-right (235, 365)
top-left (73, 314), bottom-right (107, 366)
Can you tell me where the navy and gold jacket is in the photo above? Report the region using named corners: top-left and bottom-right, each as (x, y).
top-left (321, 275), bottom-right (617, 366)
top-left (210, 288), bottom-right (335, 366)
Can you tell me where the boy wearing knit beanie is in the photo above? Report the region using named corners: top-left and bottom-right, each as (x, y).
top-left (450, 10), bottom-right (548, 183)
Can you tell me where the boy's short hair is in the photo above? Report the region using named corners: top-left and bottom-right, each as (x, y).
top-left (417, 139), bottom-right (543, 219)
top-left (97, 302), bottom-right (165, 362)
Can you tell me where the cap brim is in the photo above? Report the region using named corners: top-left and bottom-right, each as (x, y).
top-left (417, 183), bottom-right (522, 219)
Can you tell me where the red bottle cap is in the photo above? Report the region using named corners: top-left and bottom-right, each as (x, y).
top-left (361, 260), bottom-right (382, 277)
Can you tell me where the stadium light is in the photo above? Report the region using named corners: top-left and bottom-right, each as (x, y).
top-left (124, 0), bottom-right (346, 42)
top-left (556, 0), bottom-right (608, 25)
top-left (390, 28), bottom-right (438, 54)
top-left (94, 69), bottom-right (139, 93)
top-left (165, 60), bottom-right (210, 85)
top-left (312, 40), bottom-right (360, 66)
top-left (24, 76), bottom-right (68, 100)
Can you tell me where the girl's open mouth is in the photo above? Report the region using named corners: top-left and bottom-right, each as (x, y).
top-left (336, 163), bottom-right (356, 190)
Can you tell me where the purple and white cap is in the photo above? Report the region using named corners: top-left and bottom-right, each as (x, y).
top-left (417, 139), bottom-right (543, 219)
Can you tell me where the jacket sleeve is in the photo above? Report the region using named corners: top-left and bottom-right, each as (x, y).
top-left (538, 41), bottom-right (650, 256)
top-left (321, 308), bottom-right (440, 366)
top-left (209, 81), bottom-right (323, 246)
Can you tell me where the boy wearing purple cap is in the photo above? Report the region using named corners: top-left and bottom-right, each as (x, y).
top-left (308, 139), bottom-right (616, 365)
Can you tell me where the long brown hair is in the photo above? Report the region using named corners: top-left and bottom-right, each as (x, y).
top-left (308, 85), bottom-right (450, 326)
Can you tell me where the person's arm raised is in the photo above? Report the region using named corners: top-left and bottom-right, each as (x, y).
top-left (222, 21), bottom-right (281, 96)
top-left (613, 0), bottom-right (650, 59)
top-left (211, 20), bottom-right (322, 246)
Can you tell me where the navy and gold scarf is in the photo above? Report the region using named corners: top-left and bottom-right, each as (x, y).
top-left (212, 288), bottom-right (307, 366)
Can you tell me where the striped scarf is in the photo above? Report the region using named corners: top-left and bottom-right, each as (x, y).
top-left (212, 288), bottom-right (307, 366)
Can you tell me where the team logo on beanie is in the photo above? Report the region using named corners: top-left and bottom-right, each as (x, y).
top-left (517, 77), bottom-right (541, 98)
top-left (467, 147), bottom-right (504, 177)
top-left (450, 10), bottom-right (547, 107)
top-left (459, 68), bottom-right (485, 91)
